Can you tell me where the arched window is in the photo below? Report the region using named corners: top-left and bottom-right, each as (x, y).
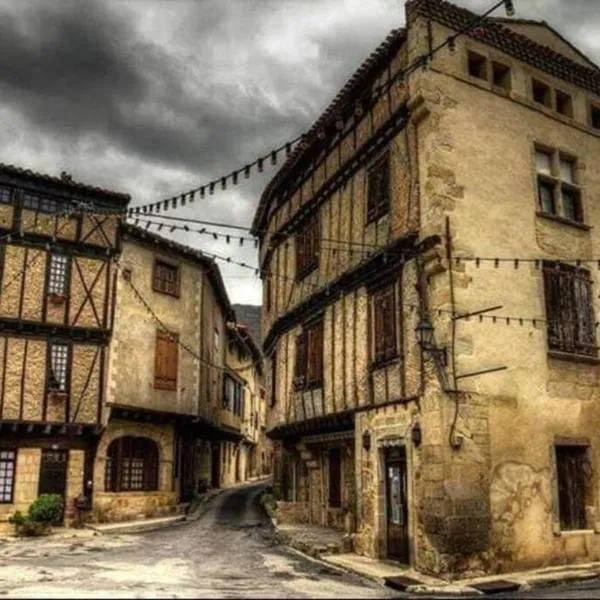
top-left (105, 437), bottom-right (159, 492)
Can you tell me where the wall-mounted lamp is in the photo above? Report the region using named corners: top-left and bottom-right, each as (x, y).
top-left (411, 423), bottom-right (422, 447)
top-left (415, 317), bottom-right (447, 366)
top-left (362, 430), bottom-right (371, 452)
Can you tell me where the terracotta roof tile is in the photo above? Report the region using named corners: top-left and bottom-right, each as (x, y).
top-left (0, 162), bottom-right (130, 203)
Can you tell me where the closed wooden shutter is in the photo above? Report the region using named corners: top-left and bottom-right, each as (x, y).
top-left (367, 153), bottom-right (390, 222)
top-left (295, 332), bottom-right (307, 387)
top-left (307, 321), bottom-right (323, 386)
top-left (154, 330), bottom-right (179, 390)
top-left (373, 285), bottom-right (397, 362)
top-left (328, 447), bottom-right (342, 508)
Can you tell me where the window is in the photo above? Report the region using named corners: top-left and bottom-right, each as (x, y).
top-left (223, 374), bottom-right (243, 416)
top-left (0, 186), bottom-right (13, 206)
top-left (372, 284), bottom-right (397, 364)
top-left (154, 329), bottom-right (179, 390)
top-left (555, 90), bottom-right (573, 118)
top-left (295, 216), bottom-right (319, 280)
top-left (328, 447), bottom-right (342, 508)
top-left (48, 343), bottom-right (69, 392)
top-left (0, 450), bottom-right (16, 503)
top-left (47, 254), bottom-right (69, 296)
top-left (295, 320), bottom-right (323, 390)
top-left (467, 51), bottom-right (487, 80)
top-left (556, 445), bottom-right (590, 531)
top-left (543, 262), bottom-right (597, 357)
top-left (366, 153), bottom-right (390, 223)
top-left (22, 192), bottom-right (69, 214)
top-left (535, 148), bottom-right (582, 223)
top-left (590, 104), bottom-right (600, 130)
top-left (270, 351), bottom-right (277, 407)
top-left (492, 62), bottom-right (511, 90)
top-left (532, 79), bottom-right (552, 107)
top-left (105, 437), bottom-right (159, 492)
top-left (153, 259), bottom-right (179, 297)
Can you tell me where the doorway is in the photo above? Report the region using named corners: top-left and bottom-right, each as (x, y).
top-left (385, 446), bottom-right (409, 563)
top-left (180, 438), bottom-right (195, 503)
top-left (38, 449), bottom-right (69, 522)
top-left (210, 442), bottom-right (221, 489)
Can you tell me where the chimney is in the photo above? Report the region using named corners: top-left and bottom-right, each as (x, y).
top-left (60, 171), bottom-right (73, 182)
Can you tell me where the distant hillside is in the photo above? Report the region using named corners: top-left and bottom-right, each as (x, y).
top-left (232, 304), bottom-right (262, 346)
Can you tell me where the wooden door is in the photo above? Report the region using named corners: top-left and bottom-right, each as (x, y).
top-left (38, 449), bottom-right (69, 522)
top-left (180, 439), bottom-right (195, 503)
top-left (385, 446), bottom-right (409, 563)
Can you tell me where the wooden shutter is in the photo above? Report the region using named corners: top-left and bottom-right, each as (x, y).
top-left (574, 269), bottom-right (597, 355)
top-left (373, 285), bottom-right (396, 362)
top-left (307, 322), bottom-right (323, 386)
top-left (295, 332), bottom-right (307, 388)
top-left (328, 447), bottom-right (342, 508)
top-left (154, 330), bottom-right (178, 390)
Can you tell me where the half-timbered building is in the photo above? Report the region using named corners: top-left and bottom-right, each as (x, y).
top-left (0, 164), bottom-right (128, 531)
top-left (253, 0), bottom-right (600, 578)
top-left (93, 224), bottom-right (265, 522)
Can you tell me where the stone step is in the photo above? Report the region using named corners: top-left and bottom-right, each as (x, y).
top-left (86, 515), bottom-right (186, 535)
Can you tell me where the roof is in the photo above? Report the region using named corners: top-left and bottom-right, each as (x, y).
top-left (122, 223), bottom-right (235, 321)
top-left (410, 0), bottom-right (600, 94)
top-left (490, 17), bottom-right (600, 71)
top-left (251, 28), bottom-right (407, 236)
top-left (0, 162), bottom-right (130, 203)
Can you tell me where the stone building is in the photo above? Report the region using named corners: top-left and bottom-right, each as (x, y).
top-left (93, 224), bottom-right (265, 522)
top-left (252, 0), bottom-right (600, 578)
top-left (0, 164), bottom-right (128, 532)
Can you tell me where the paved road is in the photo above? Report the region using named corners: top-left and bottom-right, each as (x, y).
top-left (0, 482), bottom-right (395, 598)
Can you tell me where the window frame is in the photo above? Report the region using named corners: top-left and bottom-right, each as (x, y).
top-left (328, 447), bottom-right (342, 509)
top-left (590, 102), bottom-right (600, 130)
top-left (47, 253), bottom-right (70, 297)
top-left (532, 78), bottom-right (552, 108)
top-left (48, 342), bottom-right (70, 394)
top-left (152, 258), bottom-right (180, 298)
top-left (105, 437), bottom-right (159, 493)
top-left (0, 186), bottom-right (14, 206)
top-left (294, 319), bottom-right (324, 391)
top-left (491, 61), bottom-right (511, 91)
top-left (555, 89), bottom-right (573, 118)
top-left (371, 283), bottom-right (398, 366)
top-left (543, 261), bottom-right (597, 358)
top-left (270, 351), bottom-right (277, 408)
top-left (467, 50), bottom-right (488, 81)
top-left (154, 329), bottom-right (179, 390)
top-left (0, 449), bottom-right (17, 504)
top-left (555, 444), bottom-right (591, 531)
top-left (534, 146), bottom-right (584, 225)
top-left (366, 152), bottom-right (391, 225)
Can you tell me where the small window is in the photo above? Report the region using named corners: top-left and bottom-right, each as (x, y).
top-left (105, 437), bottom-right (159, 492)
top-left (295, 216), bottom-right (319, 280)
top-left (543, 262), bottom-right (596, 357)
top-left (467, 51), bottom-right (487, 80)
top-left (559, 157), bottom-right (575, 184)
top-left (154, 330), bottom-right (178, 390)
top-left (562, 186), bottom-right (582, 222)
top-left (0, 450), bottom-right (16, 503)
top-left (47, 254), bottom-right (69, 296)
top-left (153, 259), bottom-right (179, 297)
top-left (294, 320), bottom-right (323, 390)
top-left (22, 192), bottom-right (69, 214)
top-left (556, 445), bottom-right (589, 531)
top-left (0, 186), bottom-right (13, 206)
top-left (555, 90), bottom-right (573, 118)
top-left (532, 79), bottom-right (552, 107)
top-left (372, 284), bottom-right (397, 364)
top-left (538, 180), bottom-right (555, 215)
top-left (492, 62), bottom-right (511, 90)
top-left (328, 447), bottom-right (342, 508)
top-left (48, 343), bottom-right (69, 392)
top-left (590, 104), bottom-right (600, 130)
top-left (366, 152), bottom-right (390, 223)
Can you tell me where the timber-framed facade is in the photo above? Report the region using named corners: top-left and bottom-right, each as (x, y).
top-left (0, 164), bottom-right (128, 530)
top-left (254, 0), bottom-right (600, 579)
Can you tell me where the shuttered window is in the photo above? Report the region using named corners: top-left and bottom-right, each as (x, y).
top-left (328, 447), bottom-right (342, 508)
top-left (556, 445), bottom-right (589, 530)
top-left (372, 284), bottom-right (397, 363)
top-left (296, 216), bottom-right (319, 280)
top-left (154, 330), bottom-right (179, 390)
top-left (543, 262), bottom-right (597, 357)
top-left (153, 259), bottom-right (180, 297)
top-left (295, 321), bottom-right (323, 390)
top-left (367, 152), bottom-right (390, 224)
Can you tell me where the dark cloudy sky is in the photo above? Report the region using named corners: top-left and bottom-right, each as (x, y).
top-left (0, 0), bottom-right (597, 306)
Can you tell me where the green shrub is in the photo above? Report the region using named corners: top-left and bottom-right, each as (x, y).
top-left (260, 493), bottom-right (277, 518)
top-left (28, 494), bottom-right (64, 523)
top-left (8, 510), bottom-right (26, 526)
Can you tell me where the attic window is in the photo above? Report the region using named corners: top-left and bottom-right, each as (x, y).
top-left (467, 51), bottom-right (487, 80)
top-left (492, 62), bottom-right (511, 91)
top-left (590, 104), bottom-right (600, 130)
top-left (556, 90), bottom-right (573, 118)
top-left (532, 79), bottom-right (551, 108)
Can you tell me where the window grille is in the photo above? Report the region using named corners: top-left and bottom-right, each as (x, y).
top-left (0, 450), bottom-right (16, 503)
top-left (153, 260), bottom-right (179, 297)
top-left (48, 254), bottom-right (69, 296)
top-left (49, 344), bottom-right (69, 392)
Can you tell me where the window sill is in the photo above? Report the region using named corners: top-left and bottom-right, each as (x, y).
top-left (369, 355), bottom-right (400, 372)
top-left (554, 529), bottom-right (595, 537)
top-left (294, 382), bottom-right (323, 393)
top-left (535, 211), bottom-right (591, 231)
top-left (548, 351), bottom-right (600, 365)
top-left (152, 288), bottom-right (180, 299)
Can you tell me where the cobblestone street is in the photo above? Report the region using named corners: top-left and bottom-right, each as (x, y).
top-left (0, 483), bottom-right (395, 598)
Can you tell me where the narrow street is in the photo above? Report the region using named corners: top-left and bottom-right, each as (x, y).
top-left (0, 483), bottom-right (395, 599)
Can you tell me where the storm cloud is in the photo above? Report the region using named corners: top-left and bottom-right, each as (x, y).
top-left (0, 0), bottom-right (597, 304)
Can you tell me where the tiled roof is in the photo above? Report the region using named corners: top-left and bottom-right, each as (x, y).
top-left (411, 0), bottom-right (600, 93)
top-left (0, 162), bottom-right (130, 203)
top-left (122, 223), bottom-right (235, 321)
top-left (251, 28), bottom-right (406, 235)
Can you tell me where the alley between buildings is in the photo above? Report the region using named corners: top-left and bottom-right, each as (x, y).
top-left (0, 482), bottom-right (393, 599)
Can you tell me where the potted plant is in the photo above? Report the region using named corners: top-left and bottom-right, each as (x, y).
top-left (9, 494), bottom-right (64, 537)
